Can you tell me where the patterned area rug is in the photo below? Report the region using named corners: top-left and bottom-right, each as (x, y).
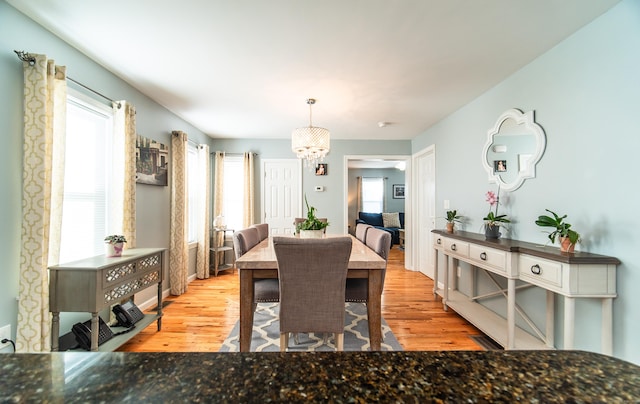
top-left (220, 302), bottom-right (403, 352)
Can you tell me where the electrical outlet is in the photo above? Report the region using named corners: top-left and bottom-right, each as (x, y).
top-left (0, 325), bottom-right (11, 350)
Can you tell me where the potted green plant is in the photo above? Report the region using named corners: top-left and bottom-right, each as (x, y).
top-left (445, 210), bottom-right (462, 233)
top-left (535, 209), bottom-right (580, 253)
top-left (104, 235), bottom-right (127, 257)
top-left (296, 195), bottom-right (329, 238)
top-left (483, 189), bottom-right (510, 239)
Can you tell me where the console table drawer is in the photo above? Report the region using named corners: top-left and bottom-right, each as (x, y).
top-left (469, 244), bottom-right (507, 273)
top-left (519, 255), bottom-right (562, 289)
top-left (444, 239), bottom-right (469, 258)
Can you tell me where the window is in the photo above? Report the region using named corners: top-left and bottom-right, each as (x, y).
top-left (58, 91), bottom-right (114, 263)
top-left (361, 177), bottom-right (384, 213)
top-left (222, 155), bottom-right (244, 231)
top-left (186, 143), bottom-right (200, 243)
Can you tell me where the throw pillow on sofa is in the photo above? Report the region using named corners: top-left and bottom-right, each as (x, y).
top-left (382, 212), bottom-right (401, 228)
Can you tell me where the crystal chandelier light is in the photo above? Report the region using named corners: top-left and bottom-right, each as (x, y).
top-left (292, 98), bottom-right (330, 168)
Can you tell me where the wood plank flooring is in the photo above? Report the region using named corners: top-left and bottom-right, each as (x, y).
top-left (117, 246), bottom-right (484, 352)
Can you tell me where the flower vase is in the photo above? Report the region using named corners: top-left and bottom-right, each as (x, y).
top-left (106, 242), bottom-right (125, 257)
top-left (484, 224), bottom-right (501, 239)
top-left (446, 223), bottom-right (454, 233)
top-left (559, 237), bottom-right (575, 253)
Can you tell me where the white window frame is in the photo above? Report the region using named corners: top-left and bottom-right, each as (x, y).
top-left (361, 177), bottom-right (384, 213)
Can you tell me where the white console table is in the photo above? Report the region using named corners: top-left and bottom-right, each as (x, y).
top-left (49, 248), bottom-right (165, 351)
top-left (432, 230), bottom-right (619, 354)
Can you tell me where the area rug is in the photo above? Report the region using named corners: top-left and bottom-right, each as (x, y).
top-left (220, 302), bottom-right (403, 352)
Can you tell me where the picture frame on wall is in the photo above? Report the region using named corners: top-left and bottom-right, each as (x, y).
top-left (315, 163), bottom-right (328, 176)
top-left (393, 184), bottom-right (405, 199)
top-left (494, 160), bottom-right (507, 173)
top-left (136, 134), bottom-right (169, 186)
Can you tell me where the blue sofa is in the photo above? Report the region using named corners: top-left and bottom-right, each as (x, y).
top-left (356, 212), bottom-right (404, 245)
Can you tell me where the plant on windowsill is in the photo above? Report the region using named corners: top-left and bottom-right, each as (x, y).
top-left (296, 195), bottom-right (329, 238)
top-left (535, 209), bottom-right (581, 253)
top-left (445, 210), bottom-right (462, 233)
top-left (104, 235), bottom-right (127, 257)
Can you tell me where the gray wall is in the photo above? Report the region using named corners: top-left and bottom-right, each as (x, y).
top-left (413, 0), bottom-right (640, 363)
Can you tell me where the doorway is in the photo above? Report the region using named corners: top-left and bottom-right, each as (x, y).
top-left (343, 155), bottom-right (412, 269)
top-left (411, 145), bottom-right (436, 278)
top-left (261, 159), bottom-right (302, 235)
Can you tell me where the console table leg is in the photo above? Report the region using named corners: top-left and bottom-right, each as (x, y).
top-left (602, 298), bottom-right (613, 355)
top-left (564, 297), bottom-right (575, 350)
top-left (443, 256), bottom-right (449, 311)
top-left (433, 247), bottom-right (439, 297)
top-left (507, 279), bottom-right (515, 349)
top-left (51, 312), bottom-right (60, 352)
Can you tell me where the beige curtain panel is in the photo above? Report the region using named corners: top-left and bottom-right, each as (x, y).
top-left (196, 144), bottom-right (211, 279)
top-left (243, 152), bottom-right (255, 227)
top-left (169, 131), bottom-right (189, 295)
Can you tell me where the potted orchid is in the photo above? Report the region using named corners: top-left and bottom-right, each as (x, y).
top-left (535, 209), bottom-right (580, 253)
top-left (483, 188), bottom-right (510, 239)
top-left (296, 195), bottom-right (329, 238)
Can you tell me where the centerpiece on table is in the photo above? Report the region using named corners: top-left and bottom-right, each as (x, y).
top-left (483, 188), bottom-right (510, 239)
top-left (296, 195), bottom-right (329, 238)
top-left (104, 235), bottom-right (127, 257)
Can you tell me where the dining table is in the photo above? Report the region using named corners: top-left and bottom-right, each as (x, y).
top-left (235, 234), bottom-right (386, 352)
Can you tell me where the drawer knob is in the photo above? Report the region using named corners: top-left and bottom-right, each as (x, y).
top-left (451, 244), bottom-right (457, 251)
top-left (480, 252), bottom-right (487, 261)
top-left (531, 264), bottom-right (541, 275)
top-left (436, 238), bottom-right (441, 245)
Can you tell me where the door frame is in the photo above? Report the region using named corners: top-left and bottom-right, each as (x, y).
top-left (260, 158), bottom-right (302, 231)
top-left (411, 145), bottom-right (436, 278)
top-left (343, 154), bottom-right (413, 270)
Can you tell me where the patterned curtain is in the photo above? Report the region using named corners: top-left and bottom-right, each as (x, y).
top-left (383, 177), bottom-right (388, 212)
top-left (169, 131), bottom-right (189, 295)
top-left (195, 144), bottom-right (211, 279)
top-left (17, 54), bottom-right (67, 352)
top-left (213, 151), bottom-right (225, 246)
top-left (356, 176), bottom-right (362, 213)
top-left (243, 152), bottom-right (255, 227)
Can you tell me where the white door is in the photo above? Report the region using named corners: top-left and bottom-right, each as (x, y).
top-left (413, 146), bottom-right (436, 278)
top-left (261, 159), bottom-right (301, 236)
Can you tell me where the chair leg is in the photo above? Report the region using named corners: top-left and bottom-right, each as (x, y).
top-left (280, 333), bottom-right (287, 352)
top-left (335, 333), bottom-right (344, 351)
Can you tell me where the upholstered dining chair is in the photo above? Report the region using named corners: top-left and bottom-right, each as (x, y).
top-left (233, 228), bottom-right (279, 308)
top-left (355, 223), bottom-right (373, 243)
top-left (273, 236), bottom-right (352, 351)
top-left (345, 228), bottom-right (392, 304)
top-left (250, 223), bottom-right (269, 241)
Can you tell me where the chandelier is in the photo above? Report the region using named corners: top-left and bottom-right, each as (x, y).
top-left (291, 98), bottom-right (330, 168)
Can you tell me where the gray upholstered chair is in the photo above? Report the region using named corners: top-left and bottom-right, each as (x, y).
top-left (355, 223), bottom-right (373, 243)
top-left (273, 236), bottom-right (352, 351)
top-left (233, 228), bottom-right (279, 307)
top-left (345, 228), bottom-right (392, 304)
top-left (250, 223), bottom-right (269, 241)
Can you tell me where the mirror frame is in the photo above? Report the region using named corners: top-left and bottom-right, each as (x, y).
top-left (481, 108), bottom-right (546, 191)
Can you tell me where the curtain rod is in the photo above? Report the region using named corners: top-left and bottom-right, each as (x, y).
top-left (15, 50), bottom-right (121, 109)
top-left (210, 152), bottom-right (258, 156)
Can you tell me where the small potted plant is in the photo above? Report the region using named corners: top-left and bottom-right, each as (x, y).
top-left (535, 209), bottom-right (580, 253)
top-left (445, 210), bottom-right (462, 233)
top-left (296, 195), bottom-right (329, 238)
top-left (104, 235), bottom-right (127, 257)
top-left (483, 189), bottom-right (510, 239)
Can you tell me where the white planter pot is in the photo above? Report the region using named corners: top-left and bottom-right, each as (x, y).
top-left (299, 230), bottom-right (324, 239)
top-left (105, 242), bottom-right (125, 257)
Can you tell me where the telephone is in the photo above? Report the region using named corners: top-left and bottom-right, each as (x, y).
top-left (112, 300), bottom-right (144, 328)
top-left (72, 317), bottom-right (114, 351)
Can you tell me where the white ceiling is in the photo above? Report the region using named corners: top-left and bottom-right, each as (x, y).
top-left (9, 0), bottom-right (618, 141)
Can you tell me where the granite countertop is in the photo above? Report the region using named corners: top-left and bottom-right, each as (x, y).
top-left (1, 350), bottom-right (639, 402)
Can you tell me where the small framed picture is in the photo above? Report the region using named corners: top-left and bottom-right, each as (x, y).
top-left (494, 160), bottom-right (507, 173)
top-left (315, 163), bottom-right (327, 176)
top-left (393, 184), bottom-right (405, 199)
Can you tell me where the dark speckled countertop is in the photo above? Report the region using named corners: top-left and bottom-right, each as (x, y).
top-left (1, 350), bottom-right (639, 403)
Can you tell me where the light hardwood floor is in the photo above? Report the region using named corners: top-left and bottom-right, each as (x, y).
top-left (117, 246), bottom-right (483, 352)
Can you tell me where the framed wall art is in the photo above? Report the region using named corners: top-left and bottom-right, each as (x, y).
top-left (136, 134), bottom-right (168, 186)
top-left (315, 163), bottom-right (328, 176)
top-left (392, 184), bottom-right (405, 199)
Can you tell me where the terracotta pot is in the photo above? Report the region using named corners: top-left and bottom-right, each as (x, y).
top-left (560, 237), bottom-right (576, 253)
top-left (446, 222), bottom-right (454, 233)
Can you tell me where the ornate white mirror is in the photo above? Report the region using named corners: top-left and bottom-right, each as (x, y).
top-left (481, 108), bottom-right (546, 191)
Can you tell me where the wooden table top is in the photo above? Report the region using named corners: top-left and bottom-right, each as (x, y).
top-left (235, 235), bottom-right (386, 270)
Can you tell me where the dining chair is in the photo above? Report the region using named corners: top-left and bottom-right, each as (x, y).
top-left (345, 228), bottom-right (392, 304)
top-left (355, 223), bottom-right (373, 243)
top-left (250, 223), bottom-right (269, 241)
top-left (273, 236), bottom-right (352, 351)
top-left (233, 228), bottom-right (279, 307)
